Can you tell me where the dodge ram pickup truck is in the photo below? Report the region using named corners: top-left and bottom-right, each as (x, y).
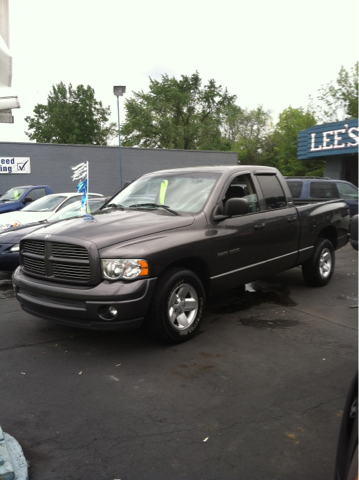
top-left (13, 166), bottom-right (350, 343)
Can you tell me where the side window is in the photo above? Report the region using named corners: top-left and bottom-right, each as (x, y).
top-left (28, 188), bottom-right (47, 201)
top-left (287, 181), bottom-right (303, 198)
top-left (224, 174), bottom-right (259, 213)
top-left (310, 182), bottom-right (336, 199)
top-left (57, 196), bottom-right (80, 210)
top-left (256, 175), bottom-right (287, 210)
top-left (335, 182), bottom-right (358, 200)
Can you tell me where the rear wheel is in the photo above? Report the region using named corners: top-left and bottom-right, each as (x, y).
top-left (148, 268), bottom-right (205, 343)
top-left (302, 238), bottom-right (335, 287)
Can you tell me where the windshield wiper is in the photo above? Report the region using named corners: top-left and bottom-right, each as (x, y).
top-left (102, 203), bottom-right (125, 210)
top-left (128, 203), bottom-right (180, 216)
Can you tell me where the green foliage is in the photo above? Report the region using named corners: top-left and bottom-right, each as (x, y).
top-left (25, 82), bottom-right (117, 145)
top-left (316, 62), bottom-right (358, 122)
top-left (231, 106), bottom-right (273, 165)
top-left (269, 106), bottom-right (324, 176)
top-left (121, 72), bottom-right (238, 150)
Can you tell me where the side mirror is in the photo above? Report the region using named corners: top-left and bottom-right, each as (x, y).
top-left (23, 197), bottom-right (33, 204)
top-left (224, 198), bottom-right (249, 217)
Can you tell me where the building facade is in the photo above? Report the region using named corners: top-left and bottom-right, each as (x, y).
top-left (0, 142), bottom-right (238, 196)
top-left (297, 118), bottom-right (358, 186)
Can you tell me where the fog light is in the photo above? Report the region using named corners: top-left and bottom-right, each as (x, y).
top-left (109, 306), bottom-right (117, 317)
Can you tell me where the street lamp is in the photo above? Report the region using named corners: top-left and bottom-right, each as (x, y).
top-left (113, 86), bottom-right (126, 189)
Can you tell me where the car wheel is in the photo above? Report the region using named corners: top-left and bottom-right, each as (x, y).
top-left (148, 268), bottom-right (205, 343)
top-left (302, 238), bottom-right (335, 287)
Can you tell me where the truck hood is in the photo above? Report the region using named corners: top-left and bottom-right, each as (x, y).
top-left (25, 209), bottom-right (195, 249)
top-left (0, 200), bottom-right (19, 213)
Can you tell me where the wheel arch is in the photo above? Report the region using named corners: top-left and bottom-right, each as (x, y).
top-left (317, 226), bottom-right (337, 249)
top-left (161, 257), bottom-right (211, 294)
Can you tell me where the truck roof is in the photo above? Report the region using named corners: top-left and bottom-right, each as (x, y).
top-left (145, 165), bottom-right (278, 175)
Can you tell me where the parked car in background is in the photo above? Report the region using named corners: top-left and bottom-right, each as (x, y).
top-left (0, 185), bottom-right (53, 214)
top-left (285, 177), bottom-right (358, 217)
top-left (334, 372), bottom-right (358, 480)
top-left (349, 215), bottom-right (358, 251)
top-left (0, 197), bottom-right (109, 271)
top-left (0, 192), bottom-right (103, 232)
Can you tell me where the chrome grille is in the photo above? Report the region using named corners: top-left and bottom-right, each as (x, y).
top-left (23, 240), bottom-right (45, 256)
top-left (23, 257), bottom-right (46, 275)
top-left (52, 263), bottom-right (91, 280)
top-left (52, 243), bottom-right (89, 260)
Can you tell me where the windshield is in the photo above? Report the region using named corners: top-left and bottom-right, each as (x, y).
top-left (48, 198), bottom-right (107, 222)
top-left (0, 187), bottom-right (28, 201)
top-left (106, 172), bottom-right (220, 213)
top-left (22, 195), bottom-right (66, 212)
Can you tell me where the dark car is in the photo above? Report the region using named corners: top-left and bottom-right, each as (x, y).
top-left (334, 372), bottom-right (358, 480)
top-left (349, 215), bottom-right (358, 251)
top-left (285, 177), bottom-right (358, 217)
top-left (0, 197), bottom-right (108, 271)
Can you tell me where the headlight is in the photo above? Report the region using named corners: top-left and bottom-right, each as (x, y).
top-left (0, 221), bottom-right (21, 231)
top-left (0, 224), bottom-right (14, 231)
top-left (101, 259), bottom-right (149, 280)
top-left (9, 244), bottom-right (20, 252)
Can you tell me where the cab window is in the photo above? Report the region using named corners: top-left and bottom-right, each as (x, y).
top-left (256, 174), bottom-right (287, 210)
top-left (223, 174), bottom-right (259, 213)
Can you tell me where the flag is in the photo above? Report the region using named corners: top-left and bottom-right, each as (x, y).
top-left (71, 162), bottom-right (88, 212)
top-left (71, 162), bottom-right (87, 181)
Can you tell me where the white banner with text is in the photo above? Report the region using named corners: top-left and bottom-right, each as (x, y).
top-left (0, 157), bottom-right (31, 174)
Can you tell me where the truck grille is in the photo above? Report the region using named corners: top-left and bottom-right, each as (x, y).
top-left (23, 240), bottom-right (45, 256)
top-left (52, 242), bottom-right (89, 260)
top-left (21, 239), bottom-right (93, 284)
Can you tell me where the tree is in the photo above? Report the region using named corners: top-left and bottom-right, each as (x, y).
top-left (270, 106), bottom-right (324, 176)
top-left (231, 106), bottom-right (273, 165)
top-left (121, 72), bottom-right (238, 150)
top-left (315, 62), bottom-right (358, 122)
top-left (25, 82), bottom-right (117, 145)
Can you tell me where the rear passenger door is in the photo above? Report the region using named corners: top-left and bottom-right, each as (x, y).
top-left (254, 173), bottom-right (300, 275)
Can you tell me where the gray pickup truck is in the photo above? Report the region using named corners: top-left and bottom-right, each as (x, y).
top-left (13, 166), bottom-right (350, 343)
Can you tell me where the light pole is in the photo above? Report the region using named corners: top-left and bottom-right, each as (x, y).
top-left (113, 86), bottom-right (126, 189)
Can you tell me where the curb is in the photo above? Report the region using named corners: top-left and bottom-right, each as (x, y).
top-left (0, 427), bottom-right (28, 480)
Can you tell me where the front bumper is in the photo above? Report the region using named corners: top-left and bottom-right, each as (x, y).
top-left (13, 266), bottom-right (157, 331)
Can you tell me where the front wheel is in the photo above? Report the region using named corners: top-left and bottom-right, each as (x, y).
top-left (148, 268), bottom-right (205, 343)
top-left (302, 238), bottom-right (335, 287)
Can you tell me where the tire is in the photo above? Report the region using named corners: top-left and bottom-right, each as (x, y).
top-left (302, 238), bottom-right (335, 287)
top-left (148, 268), bottom-right (205, 343)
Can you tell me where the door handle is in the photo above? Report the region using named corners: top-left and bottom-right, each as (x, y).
top-left (254, 223), bottom-right (266, 230)
top-left (287, 216), bottom-right (297, 223)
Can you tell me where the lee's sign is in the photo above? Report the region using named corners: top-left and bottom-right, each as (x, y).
top-left (0, 157), bottom-right (31, 174)
top-left (310, 124), bottom-right (359, 152)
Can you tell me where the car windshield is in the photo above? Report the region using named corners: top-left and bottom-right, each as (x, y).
top-left (106, 172), bottom-right (220, 213)
top-left (48, 198), bottom-right (107, 222)
top-left (22, 195), bottom-right (66, 212)
top-left (0, 187), bottom-right (28, 201)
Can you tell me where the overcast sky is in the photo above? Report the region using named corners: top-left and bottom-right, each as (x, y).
top-left (1, 0), bottom-right (358, 144)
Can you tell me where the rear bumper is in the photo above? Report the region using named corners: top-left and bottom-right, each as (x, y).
top-left (13, 266), bottom-right (157, 331)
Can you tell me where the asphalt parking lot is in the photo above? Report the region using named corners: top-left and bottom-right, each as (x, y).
top-left (0, 244), bottom-right (357, 480)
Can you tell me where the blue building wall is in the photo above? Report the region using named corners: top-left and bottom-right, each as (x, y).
top-left (297, 119), bottom-right (358, 186)
top-left (297, 119), bottom-right (358, 160)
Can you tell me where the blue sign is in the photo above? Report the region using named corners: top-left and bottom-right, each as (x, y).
top-left (297, 119), bottom-right (358, 160)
